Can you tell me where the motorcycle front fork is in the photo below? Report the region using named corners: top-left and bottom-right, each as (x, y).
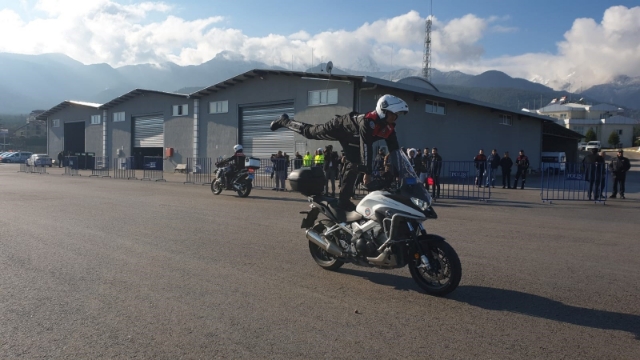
top-left (412, 223), bottom-right (434, 271)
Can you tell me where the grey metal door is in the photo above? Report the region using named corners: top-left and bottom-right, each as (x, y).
top-left (241, 103), bottom-right (295, 158)
top-left (134, 115), bottom-right (164, 147)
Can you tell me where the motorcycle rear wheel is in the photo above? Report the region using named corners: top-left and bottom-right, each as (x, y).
top-left (308, 221), bottom-right (344, 271)
top-left (236, 180), bottom-right (252, 197)
top-left (409, 241), bottom-right (461, 296)
top-left (211, 179), bottom-right (223, 195)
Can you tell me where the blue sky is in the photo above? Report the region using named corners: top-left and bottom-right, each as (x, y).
top-left (0, 0), bottom-right (639, 89)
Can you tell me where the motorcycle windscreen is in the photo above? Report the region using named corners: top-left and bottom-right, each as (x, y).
top-left (388, 149), bottom-right (432, 206)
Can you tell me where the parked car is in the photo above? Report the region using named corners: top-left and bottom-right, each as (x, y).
top-left (577, 142), bottom-right (587, 151)
top-left (0, 151), bottom-right (16, 160)
top-left (1, 151), bottom-right (32, 163)
top-left (27, 154), bottom-right (53, 167)
top-left (585, 141), bottom-right (601, 152)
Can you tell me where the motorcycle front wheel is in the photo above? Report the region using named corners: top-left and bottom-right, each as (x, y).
top-left (236, 180), bottom-right (252, 197)
top-left (409, 241), bottom-right (461, 296)
top-left (211, 179), bottom-right (223, 195)
top-left (308, 221), bottom-right (344, 271)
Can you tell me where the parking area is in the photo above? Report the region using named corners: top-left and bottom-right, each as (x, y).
top-left (1, 159), bottom-right (639, 358)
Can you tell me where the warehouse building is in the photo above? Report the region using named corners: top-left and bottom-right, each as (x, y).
top-left (41, 69), bottom-right (568, 171)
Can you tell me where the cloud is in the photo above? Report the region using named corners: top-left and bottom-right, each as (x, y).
top-left (472, 5), bottom-right (640, 90)
top-left (1, 1), bottom-right (637, 90)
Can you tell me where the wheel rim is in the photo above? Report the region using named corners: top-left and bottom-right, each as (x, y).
top-left (416, 247), bottom-right (452, 290)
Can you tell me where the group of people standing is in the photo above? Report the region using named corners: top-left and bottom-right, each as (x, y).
top-left (582, 148), bottom-right (631, 200)
top-left (474, 149), bottom-right (530, 190)
top-left (374, 147), bottom-right (443, 199)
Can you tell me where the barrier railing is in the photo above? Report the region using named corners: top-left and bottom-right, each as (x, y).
top-left (90, 157), bottom-right (111, 178)
top-left (31, 165), bottom-right (49, 174)
top-left (353, 161), bottom-right (491, 201)
top-left (63, 156), bottom-right (80, 176)
top-left (541, 162), bottom-right (608, 204)
top-left (141, 156), bottom-right (165, 182)
top-left (18, 163), bottom-right (29, 173)
top-left (184, 157), bottom-right (212, 185)
top-left (113, 157), bottom-right (137, 180)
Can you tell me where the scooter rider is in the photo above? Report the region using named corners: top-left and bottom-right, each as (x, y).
top-left (270, 94), bottom-right (408, 210)
top-left (216, 144), bottom-right (246, 188)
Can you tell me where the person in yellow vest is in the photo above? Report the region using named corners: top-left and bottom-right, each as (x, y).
top-left (303, 151), bottom-right (313, 167)
top-left (314, 148), bottom-right (324, 167)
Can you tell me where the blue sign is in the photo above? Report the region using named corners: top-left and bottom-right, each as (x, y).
top-left (450, 171), bottom-right (468, 179)
top-left (565, 173), bottom-right (584, 181)
top-left (143, 157), bottom-right (163, 171)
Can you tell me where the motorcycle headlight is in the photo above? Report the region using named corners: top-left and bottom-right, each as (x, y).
top-left (411, 197), bottom-right (429, 211)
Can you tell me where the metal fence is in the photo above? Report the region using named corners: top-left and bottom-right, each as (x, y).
top-left (90, 157), bottom-right (110, 178)
top-left (31, 165), bottom-right (49, 174)
top-left (63, 156), bottom-right (80, 176)
top-left (184, 157), bottom-right (212, 185)
top-left (113, 157), bottom-right (137, 180)
top-left (540, 162), bottom-right (608, 204)
top-left (18, 163), bottom-right (29, 173)
top-left (141, 156), bottom-right (165, 182)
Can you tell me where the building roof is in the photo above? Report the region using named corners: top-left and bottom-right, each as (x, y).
top-left (37, 100), bottom-right (102, 120)
top-left (564, 115), bottom-right (639, 125)
top-left (99, 89), bottom-right (189, 110)
top-left (188, 69), bottom-right (363, 98)
top-left (589, 103), bottom-right (622, 112)
top-left (537, 103), bottom-right (581, 112)
top-left (189, 69), bottom-right (554, 122)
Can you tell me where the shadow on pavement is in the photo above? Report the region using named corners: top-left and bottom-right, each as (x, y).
top-left (337, 268), bottom-right (419, 292)
top-left (450, 285), bottom-right (640, 340)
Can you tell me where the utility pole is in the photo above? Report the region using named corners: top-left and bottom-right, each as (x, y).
top-left (422, 0), bottom-right (433, 80)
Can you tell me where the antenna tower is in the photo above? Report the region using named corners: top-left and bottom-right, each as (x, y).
top-left (422, 1), bottom-right (433, 80)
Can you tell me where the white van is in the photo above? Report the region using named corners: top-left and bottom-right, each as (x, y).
top-left (541, 152), bottom-right (567, 174)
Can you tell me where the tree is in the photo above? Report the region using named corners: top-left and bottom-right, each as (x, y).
top-left (608, 131), bottom-right (620, 148)
top-left (584, 128), bottom-right (597, 142)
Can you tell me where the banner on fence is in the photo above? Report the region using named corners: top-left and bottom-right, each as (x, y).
top-left (141, 156), bottom-right (165, 181)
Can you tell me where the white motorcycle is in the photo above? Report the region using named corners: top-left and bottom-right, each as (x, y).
top-left (295, 150), bottom-right (461, 296)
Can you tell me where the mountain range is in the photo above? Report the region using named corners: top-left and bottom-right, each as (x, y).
top-left (0, 52), bottom-right (638, 119)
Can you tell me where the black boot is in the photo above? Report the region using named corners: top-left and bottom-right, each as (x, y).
top-left (513, 180), bottom-right (518, 189)
top-left (270, 114), bottom-right (308, 134)
top-left (520, 181), bottom-right (525, 190)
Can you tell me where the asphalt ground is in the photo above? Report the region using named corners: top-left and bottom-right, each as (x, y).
top-left (1, 154), bottom-right (639, 359)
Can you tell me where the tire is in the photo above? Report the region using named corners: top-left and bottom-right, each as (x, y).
top-left (237, 180), bottom-right (252, 197)
top-left (409, 241), bottom-right (461, 296)
top-left (210, 179), bottom-right (223, 195)
top-left (308, 221), bottom-right (344, 271)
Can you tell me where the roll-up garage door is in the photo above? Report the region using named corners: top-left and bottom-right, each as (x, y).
top-left (134, 115), bottom-right (164, 148)
top-left (241, 103), bottom-right (295, 158)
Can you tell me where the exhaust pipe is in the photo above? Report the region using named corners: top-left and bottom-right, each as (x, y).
top-left (305, 229), bottom-right (343, 257)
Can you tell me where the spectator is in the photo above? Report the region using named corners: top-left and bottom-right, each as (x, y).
top-left (599, 151), bottom-right (607, 196)
top-left (303, 151), bottom-right (313, 167)
top-left (486, 149), bottom-right (500, 187)
top-left (323, 145), bottom-right (339, 197)
top-left (314, 148), bottom-right (324, 167)
top-left (57, 151), bottom-right (64, 168)
top-left (514, 150), bottom-right (530, 190)
top-left (271, 150), bottom-right (288, 191)
top-left (294, 151), bottom-right (303, 169)
top-left (408, 148), bottom-right (417, 171)
top-left (474, 149), bottom-right (487, 187)
top-left (582, 148), bottom-right (605, 200)
top-left (420, 148), bottom-right (431, 190)
top-left (429, 148), bottom-right (442, 199)
top-left (609, 149), bottom-right (631, 199)
top-left (500, 151), bottom-right (513, 189)
top-left (283, 152), bottom-right (291, 179)
top-left (414, 148), bottom-right (425, 180)
top-left (373, 148), bottom-right (386, 176)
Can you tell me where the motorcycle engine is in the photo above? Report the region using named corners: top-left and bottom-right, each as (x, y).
top-left (353, 221), bottom-right (386, 257)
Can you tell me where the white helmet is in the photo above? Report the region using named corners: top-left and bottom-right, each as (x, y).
top-left (233, 144), bottom-right (243, 152)
top-left (376, 94), bottom-right (409, 119)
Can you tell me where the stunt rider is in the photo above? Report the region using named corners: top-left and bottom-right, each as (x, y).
top-left (217, 144), bottom-right (246, 188)
top-left (270, 94), bottom-right (409, 210)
